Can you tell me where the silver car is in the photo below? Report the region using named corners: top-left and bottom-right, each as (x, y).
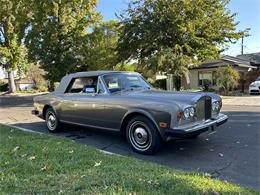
top-left (32, 71), bottom-right (228, 154)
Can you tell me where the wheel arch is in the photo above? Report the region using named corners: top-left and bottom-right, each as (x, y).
top-left (120, 110), bottom-right (166, 141)
top-left (42, 105), bottom-right (53, 120)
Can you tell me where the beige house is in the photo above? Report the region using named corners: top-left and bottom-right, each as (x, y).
top-left (187, 55), bottom-right (258, 91)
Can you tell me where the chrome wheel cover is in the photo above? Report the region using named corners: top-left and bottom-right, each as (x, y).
top-left (128, 121), bottom-right (152, 151)
top-left (47, 111), bottom-right (56, 131)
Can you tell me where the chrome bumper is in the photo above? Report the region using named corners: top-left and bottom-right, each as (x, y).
top-left (165, 113), bottom-right (228, 138)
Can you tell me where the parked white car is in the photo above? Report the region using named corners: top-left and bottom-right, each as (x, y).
top-left (249, 76), bottom-right (260, 94)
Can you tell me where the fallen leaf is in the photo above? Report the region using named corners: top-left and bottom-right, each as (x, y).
top-left (21, 154), bottom-right (27, 158)
top-left (28, 156), bottom-right (36, 161)
top-left (10, 129), bottom-right (14, 133)
top-left (94, 161), bottom-right (102, 167)
top-left (41, 165), bottom-right (47, 171)
top-left (69, 150), bottom-right (74, 154)
top-left (218, 153), bottom-right (224, 157)
top-left (205, 138), bottom-right (209, 141)
top-left (235, 141), bottom-right (240, 144)
top-left (209, 149), bottom-right (214, 152)
top-left (8, 136), bottom-right (12, 139)
top-left (12, 146), bottom-right (20, 152)
top-left (42, 147), bottom-right (48, 152)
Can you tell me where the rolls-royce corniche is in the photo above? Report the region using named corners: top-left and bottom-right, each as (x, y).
top-left (32, 71), bottom-right (228, 154)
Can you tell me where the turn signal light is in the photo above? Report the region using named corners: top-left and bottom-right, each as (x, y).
top-left (159, 122), bottom-right (167, 128)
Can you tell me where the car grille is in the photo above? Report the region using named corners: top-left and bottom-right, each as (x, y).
top-left (196, 96), bottom-right (212, 121)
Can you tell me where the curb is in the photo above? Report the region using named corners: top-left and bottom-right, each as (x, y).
top-left (1, 123), bottom-right (117, 156)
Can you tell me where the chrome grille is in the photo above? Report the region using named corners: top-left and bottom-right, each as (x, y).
top-left (205, 96), bottom-right (212, 120)
top-left (196, 96), bottom-right (212, 120)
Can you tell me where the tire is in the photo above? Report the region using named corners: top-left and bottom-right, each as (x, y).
top-left (45, 108), bottom-right (61, 133)
top-left (126, 116), bottom-right (162, 155)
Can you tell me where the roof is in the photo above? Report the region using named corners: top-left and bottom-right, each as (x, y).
top-left (236, 53), bottom-right (260, 65)
top-left (193, 55), bottom-right (257, 70)
top-left (67, 71), bottom-right (136, 77)
top-left (54, 71), bottom-right (139, 94)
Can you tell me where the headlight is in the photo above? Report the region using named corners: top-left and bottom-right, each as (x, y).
top-left (189, 107), bottom-right (195, 117)
top-left (183, 107), bottom-right (196, 119)
top-left (212, 101), bottom-right (220, 112)
top-left (250, 84), bottom-right (256, 87)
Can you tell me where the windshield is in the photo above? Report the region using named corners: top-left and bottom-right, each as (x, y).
top-left (103, 73), bottom-right (151, 93)
top-left (256, 76), bottom-right (260, 81)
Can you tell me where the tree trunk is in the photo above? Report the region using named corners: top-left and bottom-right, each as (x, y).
top-left (7, 70), bottom-right (16, 93)
top-left (174, 76), bottom-right (181, 91)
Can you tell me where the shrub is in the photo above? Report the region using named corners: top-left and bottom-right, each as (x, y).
top-left (216, 66), bottom-right (240, 94)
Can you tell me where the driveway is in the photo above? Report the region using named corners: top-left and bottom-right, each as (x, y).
top-left (0, 94), bottom-right (259, 190)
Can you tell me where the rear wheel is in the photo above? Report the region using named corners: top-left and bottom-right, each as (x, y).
top-left (126, 116), bottom-right (162, 155)
top-left (45, 108), bottom-right (61, 133)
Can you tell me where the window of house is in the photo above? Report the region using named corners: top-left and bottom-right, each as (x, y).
top-left (198, 71), bottom-right (217, 86)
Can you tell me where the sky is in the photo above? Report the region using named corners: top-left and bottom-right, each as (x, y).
top-left (97, 0), bottom-right (260, 57)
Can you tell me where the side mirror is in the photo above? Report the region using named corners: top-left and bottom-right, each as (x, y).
top-left (83, 87), bottom-right (95, 94)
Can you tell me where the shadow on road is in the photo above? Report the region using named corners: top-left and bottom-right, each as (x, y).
top-left (9, 110), bottom-right (260, 190)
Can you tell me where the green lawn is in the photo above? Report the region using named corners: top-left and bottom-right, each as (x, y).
top-left (0, 125), bottom-right (257, 194)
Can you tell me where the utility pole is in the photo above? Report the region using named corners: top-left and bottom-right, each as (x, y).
top-left (241, 35), bottom-right (244, 55)
top-left (241, 28), bottom-right (250, 55)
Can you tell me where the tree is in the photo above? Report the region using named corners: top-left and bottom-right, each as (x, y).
top-left (216, 66), bottom-right (240, 94)
top-left (26, 0), bottom-right (100, 90)
top-left (79, 20), bottom-right (120, 71)
top-left (117, 0), bottom-right (244, 90)
top-left (0, 0), bottom-right (31, 93)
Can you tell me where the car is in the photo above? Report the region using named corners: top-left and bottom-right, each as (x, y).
top-left (249, 76), bottom-right (260, 94)
top-left (32, 71), bottom-right (228, 154)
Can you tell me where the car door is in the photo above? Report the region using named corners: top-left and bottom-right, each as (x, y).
top-left (58, 76), bottom-right (105, 127)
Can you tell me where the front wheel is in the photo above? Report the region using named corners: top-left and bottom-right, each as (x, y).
top-left (45, 108), bottom-right (61, 133)
top-left (126, 116), bottom-right (162, 155)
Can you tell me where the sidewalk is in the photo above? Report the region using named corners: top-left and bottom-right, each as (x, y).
top-left (222, 95), bottom-right (260, 106)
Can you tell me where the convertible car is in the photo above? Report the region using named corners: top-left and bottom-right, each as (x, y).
top-left (32, 71), bottom-right (228, 154)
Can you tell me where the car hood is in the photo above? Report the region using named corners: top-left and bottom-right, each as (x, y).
top-left (118, 89), bottom-right (220, 105)
top-left (250, 81), bottom-right (260, 86)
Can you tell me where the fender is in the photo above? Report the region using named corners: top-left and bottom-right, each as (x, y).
top-left (121, 108), bottom-right (171, 141)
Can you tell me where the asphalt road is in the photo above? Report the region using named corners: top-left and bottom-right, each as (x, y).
top-left (0, 94), bottom-right (259, 190)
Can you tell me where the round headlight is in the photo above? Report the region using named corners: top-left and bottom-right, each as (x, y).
top-left (212, 102), bottom-right (216, 111)
top-left (184, 108), bottom-right (190, 119)
top-left (189, 107), bottom-right (195, 117)
top-left (212, 101), bottom-right (220, 111)
top-left (215, 101), bottom-right (220, 110)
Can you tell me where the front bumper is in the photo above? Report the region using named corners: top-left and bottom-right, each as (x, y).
top-left (165, 113), bottom-right (228, 138)
top-left (249, 86), bottom-right (260, 94)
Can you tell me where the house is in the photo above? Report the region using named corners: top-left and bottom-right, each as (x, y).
top-left (187, 55), bottom-right (259, 92)
top-left (236, 52), bottom-right (260, 69)
top-left (0, 67), bottom-right (35, 91)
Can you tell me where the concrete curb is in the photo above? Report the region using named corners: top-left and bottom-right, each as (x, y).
top-left (1, 123), bottom-right (117, 156)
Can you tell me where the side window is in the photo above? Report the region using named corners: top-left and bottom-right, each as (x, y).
top-left (65, 77), bottom-right (98, 94)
